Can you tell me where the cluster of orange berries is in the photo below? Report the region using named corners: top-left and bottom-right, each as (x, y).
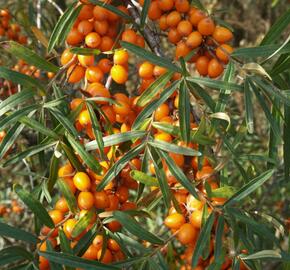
top-left (0, 9), bottom-right (27, 44)
top-left (0, 199), bottom-right (23, 217)
top-left (145, 0), bottom-right (234, 78)
top-left (38, 159), bottom-right (140, 269)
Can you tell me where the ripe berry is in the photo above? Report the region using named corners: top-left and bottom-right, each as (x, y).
top-left (186, 31), bottom-right (203, 49)
top-left (216, 44), bottom-right (234, 63)
top-left (208, 58), bottom-right (224, 78)
top-left (177, 20), bottom-right (193, 37)
top-left (164, 213), bottom-right (186, 229)
top-left (85, 32), bottom-right (101, 48)
top-left (110, 65), bottom-right (128, 84)
top-left (213, 26), bottom-right (233, 43)
top-left (73, 172), bottom-right (91, 191)
top-left (198, 17), bottom-right (215, 36)
top-left (195, 56), bottom-right (210, 76)
top-left (177, 223), bottom-right (197, 244)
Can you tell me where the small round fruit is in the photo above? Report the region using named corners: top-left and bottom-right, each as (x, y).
top-left (78, 191), bottom-right (95, 210)
top-left (213, 26), bottom-right (233, 43)
top-left (177, 223), bottom-right (197, 244)
top-left (73, 172), bottom-right (91, 191)
top-left (208, 58), bottom-right (224, 78)
top-left (197, 17), bottom-right (215, 36)
top-left (110, 65), bottom-right (128, 84)
top-left (164, 213), bottom-right (186, 229)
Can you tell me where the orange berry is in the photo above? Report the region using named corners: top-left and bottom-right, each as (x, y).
top-left (78, 191), bottom-right (95, 210)
top-left (66, 28), bottom-right (84, 45)
top-left (73, 172), bottom-right (91, 191)
top-left (155, 103), bottom-right (170, 121)
top-left (94, 191), bottom-right (110, 209)
top-left (169, 152), bottom-right (184, 167)
top-left (78, 5), bottom-right (94, 20)
top-left (175, 41), bottom-right (191, 59)
top-left (153, 66), bottom-right (168, 77)
top-left (177, 223), bottom-right (197, 244)
top-left (78, 54), bottom-right (94, 67)
top-left (187, 195), bottom-right (204, 211)
top-left (113, 49), bottom-right (129, 65)
top-left (148, 1), bottom-right (162, 21)
top-left (63, 219), bottom-right (77, 239)
top-left (196, 166), bottom-right (214, 181)
top-left (213, 26), bottom-right (233, 43)
top-left (61, 49), bottom-right (75, 66)
top-left (67, 65), bottom-right (85, 83)
top-left (157, 0), bottom-right (174, 11)
top-left (85, 66), bottom-right (104, 83)
top-left (78, 110), bottom-right (91, 126)
top-left (197, 17), bottom-right (215, 36)
top-left (164, 213), bottom-right (186, 229)
top-left (168, 28), bottom-right (182, 44)
top-left (94, 20), bottom-right (109, 36)
top-left (110, 65), bottom-right (128, 84)
top-left (177, 20), bottom-right (193, 37)
top-left (191, 156), bottom-right (210, 171)
top-left (189, 10), bottom-right (206, 27)
top-left (101, 105), bottom-right (116, 123)
top-left (116, 186), bottom-right (129, 203)
top-left (195, 56), bottom-right (210, 76)
top-left (216, 44), bottom-right (233, 63)
top-left (83, 244), bottom-right (99, 260)
top-left (62, 178), bottom-right (77, 194)
top-left (175, 0), bottom-right (190, 13)
top-left (55, 197), bottom-right (69, 213)
top-left (77, 20), bottom-right (94, 35)
top-left (93, 6), bottom-right (108, 21)
top-left (166, 11), bottom-right (181, 27)
top-left (85, 32), bottom-right (101, 48)
top-left (108, 238), bottom-right (120, 252)
top-left (208, 58), bottom-right (224, 78)
top-left (154, 132), bottom-right (172, 142)
top-left (58, 163), bottom-right (74, 179)
top-left (93, 235), bottom-right (103, 249)
top-left (99, 36), bottom-right (114, 51)
top-left (139, 61), bottom-right (154, 79)
top-left (189, 209), bottom-right (203, 228)
top-left (136, 34), bottom-right (145, 47)
top-left (98, 58), bottom-right (113, 73)
top-left (114, 93), bottom-right (130, 104)
top-left (49, 209), bottom-right (64, 225)
top-left (97, 249), bottom-right (113, 264)
top-left (86, 82), bottom-right (111, 104)
top-left (159, 15), bottom-right (168, 31)
top-left (121, 29), bottom-right (137, 44)
top-left (186, 31), bottom-right (203, 49)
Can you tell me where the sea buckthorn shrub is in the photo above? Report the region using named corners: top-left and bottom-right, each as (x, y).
top-left (0, 1), bottom-right (289, 270)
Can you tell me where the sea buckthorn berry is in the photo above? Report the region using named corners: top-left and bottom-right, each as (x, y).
top-left (153, 66), bottom-right (168, 77)
top-left (94, 191), bottom-right (110, 209)
top-left (195, 56), bottom-right (210, 76)
top-left (164, 213), bottom-right (186, 229)
top-left (216, 44), bottom-right (234, 63)
top-left (108, 239), bottom-right (120, 252)
top-left (114, 93), bottom-right (130, 104)
top-left (93, 234), bottom-right (103, 249)
top-left (208, 58), bottom-right (224, 78)
top-left (98, 58), bottom-right (112, 73)
top-left (121, 29), bottom-right (137, 44)
top-left (55, 197), bottom-right (69, 213)
top-left (85, 32), bottom-right (101, 48)
top-left (66, 28), bottom-right (84, 45)
top-left (97, 249), bottom-right (113, 264)
top-left (61, 49), bottom-right (75, 66)
top-left (85, 66), bottom-right (104, 83)
top-left (113, 49), bottom-right (129, 65)
top-left (49, 209), bottom-right (64, 225)
top-left (148, 1), bottom-right (162, 21)
top-left (166, 11), bottom-right (181, 27)
top-left (73, 172), bottom-right (91, 191)
top-left (121, 201), bottom-right (136, 210)
top-left (101, 105), bottom-right (116, 123)
top-left (187, 195), bottom-right (204, 211)
top-left (169, 152), bottom-right (184, 167)
top-left (116, 186), bottom-right (129, 203)
top-left (110, 65), bottom-right (128, 84)
top-left (86, 82), bottom-right (111, 104)
top-left (175, 0), bottom-right (190, 13)
top-left (78, 5), bottom-right (94, 20)
top-left (100, 36), bottom-right (114, 51)
top-left (213, 26), bottom-right (233, 43)
top-left (78, 191), bottom-right (95, 210)
top-left (136, 34), bottom-right (145, 47)
top-left (189, 209), bottom-right (203, 228)
top-left (58, 163), bottom-right (74, 179)
top-left (189, 10), bottom-right (206, 27)
top-left (62, 178), bottom-right (77, 194)
top-left (196, 166), bottom-right (214, 181)
top-left (159, 15), bottom-right (168, 31)
top-left (83, 244), bottom-right (99, 260)
top-left (67, 65), bottom-right (85, 83)
top-left (77, 20), bottom-right (94, 35)
top-left (94, 20), bottom-right (109, 36)
top-left (177, 20), bottom-right (193, 37)
top-left (186, 31), bottom-right (203, 49)
top-left (155, 103), bottom-right (170, 121)
top-left (198, 17), bottom-right (216, 36)
top-left (191, 156), bottom-right (210, 171)
top-left (78, 110), bottom-right (91, 126)
top-left (154, 132), bottom-right (172, 142)
top-left (93, 6), bottom-right (108, 21)
top-left (63, 219), bottom-right (77, 239)
top-left (168, 28), bottom-right (182, 44)
top-left (113, 100), bottom-right (131, 115)
top-left (139, 61), bottom-right (154, 79)
top-left (177, 223), bottom-right (197, 244)
top-left (157, 0), bottom-right (174, 11)
top-left (175, 41), bottom-right (191, 59)
top-left (78, 54), bottom-right (94, 67)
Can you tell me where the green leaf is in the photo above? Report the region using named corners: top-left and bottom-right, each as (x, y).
top-left (130, 170), bottom-right (159, 186)
top-left (61, 142), bottom-right (86, 172)
top-left (14, 184), bottom-right (54, 228)
top-left (0, 222), bottom-right (37, 244)
top-left (48, 3), bottom-right (82, 53)
top-left (179, 80), bottom-right (191, 143)
top-left (39, 251), bottom-right (119, 270)
top-left (137, 71), bottom-right (173, 107)
top-left (159, 149), bottom-right (199, 199)
top-left (66, 133), bottom-right (102, 174)
top-left (211, 185), bottom-right (237, 199)
top-left (191, 212), bottom-right (215, 267)
top-left (97, 142), bottom-right (145, 190)
top-left (49, 108), bottom-right (79, 138)
top-left (132, 80), bottom-right (180, 130)
top-left (0, 67), bottom-right (45, 94)
top-left (0, 104), bottom-right (39, 132)
top-left (0, 89), bottom-right (34, 117)
top-left (57, 179), bottom-right (78, 214)
top-left (70, 47), bottom-right (101, 55)
top-left (261, 9), bottom-right (290, 45)
top-left (86, 101), bottom-right (105, 159)
top-left (3, 41), bottom-right (59, 73)
top-left (224, 169), bottom-right (274, 207)
top-left (59, 230), bottom-right (73, 254)
top-left (284, 93), bottom-right (290, 182)
top-left (187, 77), bottom-right (243, 92)
top-left (85, 130), bottom-right (147, 151)
top-left (244, 79), bottom-right (254, 134)
top-left (140, 0), bottom-right (151, 29)
top-left (214, 215), bottom-right (224, 260)
top-left (47, 152), bottom-right (60, 193)
top-left (149, 139), bottom-right (201, 156)
top-left (120, 41), bottom-right (181, 73)
top-left (148, 147), bottom-right (171, 208)
top-left (46, 241), bottom-right (63, 270)
top-left (241, 250), bottom-right (289, 261)
top-left (0, 246), bottom-right (33, 266)
top-left (232, 43), bottom-right (290, 58)
top-left (72, 209), bottom-right (94, 238)
top-left (3, 141), bottom-right (57, 167)
top-left (113, 211), bottom-right (164, 245)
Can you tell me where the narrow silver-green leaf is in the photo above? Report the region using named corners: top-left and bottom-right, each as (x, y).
top-left (130, 170), bottom-right (159, 186)
top-left (57, 179), bottom-right (78, 214)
